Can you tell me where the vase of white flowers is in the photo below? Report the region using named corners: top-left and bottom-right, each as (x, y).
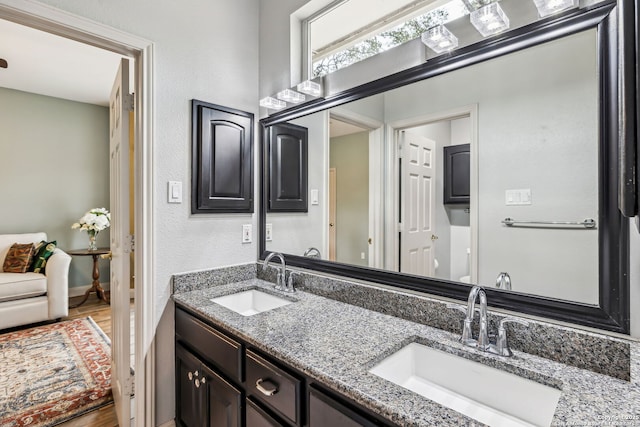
top-left (71, 208), bottom-right (111, 251)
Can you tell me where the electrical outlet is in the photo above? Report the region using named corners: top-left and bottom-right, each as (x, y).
top-left (266, 223), bottom-right (273, 242)
top-left (242, 224), bottom-right (252, 243)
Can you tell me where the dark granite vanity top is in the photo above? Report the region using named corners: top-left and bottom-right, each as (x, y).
top-left (172, 268), bottom-right (640, 427)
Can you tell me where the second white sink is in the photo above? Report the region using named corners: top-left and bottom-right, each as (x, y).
top-left (211, 289), bottom-right (292, 316)
top-left (369, 342), bottom-right (561, 427)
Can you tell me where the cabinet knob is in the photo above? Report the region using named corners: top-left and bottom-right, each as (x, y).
top-left (195, 379), bottom-right (201, 388)
top-left (200, 377), bottom-right (206, 384)
top-left (194, 370), bottom-right (199, 377)
top-left (187, 372), bottom-right (193, 381)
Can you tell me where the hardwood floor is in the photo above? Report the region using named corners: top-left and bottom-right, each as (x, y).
top-left (58, 296), bottom-right (120, 427)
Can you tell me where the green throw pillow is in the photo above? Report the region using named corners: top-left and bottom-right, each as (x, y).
top-left (31, 240), bottom-right (57, 274)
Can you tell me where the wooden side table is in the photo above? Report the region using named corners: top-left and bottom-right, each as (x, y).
top-left (68, 248), bottom-right (111, 308)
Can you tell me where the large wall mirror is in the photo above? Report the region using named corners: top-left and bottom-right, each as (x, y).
top-left (260, 1), bottom-right (638, 334)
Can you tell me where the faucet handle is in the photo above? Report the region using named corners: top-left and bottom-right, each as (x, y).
top-left (499, 317), bottom-right (529, 329)
top-left (285, 271), bottom-right (298, 293)
top-left (446, 303), bottom-right (467, 315)
top-left (492, 317), bottom-right (529, 357)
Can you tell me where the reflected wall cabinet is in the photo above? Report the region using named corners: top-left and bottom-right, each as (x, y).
top-left (191, 100), bottom-right (253, 213)
top-left (443, 144), bottom-right (470, 205)
top-left (266, 122), bottom-right (308, 212)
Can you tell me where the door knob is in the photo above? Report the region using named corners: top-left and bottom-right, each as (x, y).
top-left (431, 235), bottom-right (439, 241)
top-left (100, 251), bottom-right (113, 260)
top-left (329, 223), bottom-right (334, 227)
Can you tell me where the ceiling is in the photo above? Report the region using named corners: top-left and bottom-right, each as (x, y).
top-left (0, 18), bottom-right (125, 107)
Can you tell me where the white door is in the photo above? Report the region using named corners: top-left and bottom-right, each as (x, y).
top-left (400, 131), bottom-right (436, 276)
top-left (109, 58), bottom-right (133, 426)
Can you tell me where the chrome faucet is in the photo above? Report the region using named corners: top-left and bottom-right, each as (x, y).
top-left (462, 285), bottom-right (490, 350)
top-left (303, 247), bottom-right (321, 258)
top-left (496, 272), bottom-right (511, 290)
top-left (263, 252), bottom-right (286, 290)
top-left (449, 285), bottom-right (529, 357)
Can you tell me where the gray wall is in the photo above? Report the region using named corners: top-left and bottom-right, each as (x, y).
top-left (330, 131), bottom-right (369, 266)
top-left (266, 112), bottom-right (328, 257)
top-left (384, 30), bottom-right (599, 304)
top-left (0, 87), bottom-right (110, 290)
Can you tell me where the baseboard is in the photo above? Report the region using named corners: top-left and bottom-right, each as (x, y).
top-left (157, 420), bottom-right (175, 427)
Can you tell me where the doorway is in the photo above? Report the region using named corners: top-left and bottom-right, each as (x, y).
top-left (388, 105), bottom-right (479, 283)
top-left (0, 2), bottom-right (154, 425)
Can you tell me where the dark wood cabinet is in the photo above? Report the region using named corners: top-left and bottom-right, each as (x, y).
top-left (175, 306), bottom-right (391, 427)
top-left (309, 386), bottom-right (379, 427)
top-left (246, 398), bottom-right (283, 427)
top-left (191, 100), bottom-right (254, 213)
top-left (176, 343), bottom-right (242, 427)
top-left (176, 344), bottom-right (208, 427)
top-left (266, 122), bottom-right (308, 212)
top-left (204, 363), bottom-right (242, 427)
top-left (443, 144), bottom-right (470, 205)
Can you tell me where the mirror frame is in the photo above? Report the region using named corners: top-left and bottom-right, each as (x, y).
top-left (260, 1), bottom-right (636, 334)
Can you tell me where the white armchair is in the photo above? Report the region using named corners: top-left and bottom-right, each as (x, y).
top-left (0, 232), bottom-right (71, 330)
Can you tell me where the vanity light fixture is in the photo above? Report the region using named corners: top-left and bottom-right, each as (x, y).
top-left (470, 2), bottom-right (510, 37)
top-left (532, 0), bottom-right (577, 17)
top-left (277, 89), bottom-right (306, 104)
top-left (296, 80), bottom-right (322, 97)
top-left (421, 25), bottom-right (459, 54)
top-left (259, 96), bottom-right (286, 110)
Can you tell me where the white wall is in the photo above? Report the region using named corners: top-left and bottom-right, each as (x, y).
top-left (0, 87), bottom-right (110, 289)
top-left (31, 0), bottom-right (260, 423)
top-left (266, 112), bottom-right (328, 257)
top-left (385, 30), bottom-right (599, 304)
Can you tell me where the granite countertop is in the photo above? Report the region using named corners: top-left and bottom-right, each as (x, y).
top-left (173, 278), bottom-right (640, 427)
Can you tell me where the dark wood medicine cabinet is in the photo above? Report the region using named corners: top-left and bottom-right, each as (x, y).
top-left (259, 1), bottom-right (639, 335)
top-left (191, 100), bottom-right (254, 214)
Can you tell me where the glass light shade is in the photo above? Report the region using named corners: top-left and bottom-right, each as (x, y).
top-left (277, 89), bottom-right (306, 104)
top-left (532, 0), bottom-right (578, 17)
top-left (470, 3), bottom-right (510, 37)
top-left (296, 80), bottom-right (322, 97)
top-left (421, 25), bottom-right (459, 54)
top-left (259, 96), bottom-right (286, 110)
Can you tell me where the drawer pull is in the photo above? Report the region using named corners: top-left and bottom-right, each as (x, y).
top-left (188, 372), bottom-right (193, 381)
top-left (256, 378), bottom-right (278, 396)
top-left (195, 379), bottom-right (201, 388)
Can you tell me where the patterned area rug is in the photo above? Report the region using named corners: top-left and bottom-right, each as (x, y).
top-left (0, 318), bottom-right (112, 427)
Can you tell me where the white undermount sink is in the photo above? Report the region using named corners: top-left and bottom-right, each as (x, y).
top-left (369, 342), bottom-right (561, 427)
top-left (210, 289), bottom-right (293, 316)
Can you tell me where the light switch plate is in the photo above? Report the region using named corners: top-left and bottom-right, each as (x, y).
top-left (311, 189), bottom-right (319, 205)
top-left (242, 224), bottom-right (252, 243)
top-left (168, 181), bottom-right (182, 203)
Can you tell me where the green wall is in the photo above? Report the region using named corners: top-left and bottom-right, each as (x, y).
top-left (0, 87), bottom-right (110, 290)
top-left (330, 131), bottom-right (369, 267)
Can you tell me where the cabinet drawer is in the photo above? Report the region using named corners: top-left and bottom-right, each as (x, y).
top-left (245, 349), bottom-right (302, 426)
top-left (176, 308), bottom-right (243, 383)
top-left (246, 398), bottom-right (283, 427)
top-left (309, 386), bottom-right (378, 427)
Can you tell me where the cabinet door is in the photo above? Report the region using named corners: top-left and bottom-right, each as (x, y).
top-left (309, 386), bottom-right (378, 427)
top-left (191, 99), bottom-right (254, 213)
top-left (267, 122), bottom-right (308, 212)
top-left (443, 143), bottom-right (470, 204)
top-left (176, 344), bottom-right (207, 427)
top-left (203, 363), bottom-right (243, 427)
